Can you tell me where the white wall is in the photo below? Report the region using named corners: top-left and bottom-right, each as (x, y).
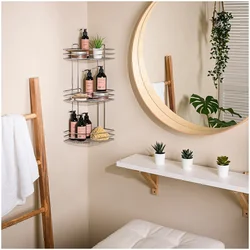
top-left (2, 2), bottom-right (89, 248)
top-left (88, 2), bottom-right (248, 248)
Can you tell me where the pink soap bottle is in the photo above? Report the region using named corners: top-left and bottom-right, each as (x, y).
top-left (83, 112), bottom-right (92, 138)
top-left (81, 29), bottom-right (89, 57)
top-left (85, 69), bottom-right (94, 98)
top-left (69, 111), bottom-right (78, 140)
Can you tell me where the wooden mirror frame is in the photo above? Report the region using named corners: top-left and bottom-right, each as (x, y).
top-left (129, 1), bottom-right (248, 135)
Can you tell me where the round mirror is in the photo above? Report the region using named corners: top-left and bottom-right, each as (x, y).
top-left (129, 2), bottom-right (248, 134)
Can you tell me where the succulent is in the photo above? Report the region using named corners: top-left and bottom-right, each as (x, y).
top-left (181, 149), bottom-right (193, 159)
top-left (90, 35), bottom-right (105, 49)
top-left (152, 142), bottom-right (165, 154)
top-left (217, 156), bottom-right (230, 166)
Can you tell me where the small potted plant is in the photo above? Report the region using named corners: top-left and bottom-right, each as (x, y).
top-left (152, 142), bottom-right (166, 166)
top-left (217, 156), bottom-right (230, 178)
top-left (90, 35), bottom-right (105, 59)
top-left (181, 149), bottom-right (193, 170)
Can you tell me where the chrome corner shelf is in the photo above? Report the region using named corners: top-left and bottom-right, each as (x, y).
top-left (63, 44), bottom-right (115, 145)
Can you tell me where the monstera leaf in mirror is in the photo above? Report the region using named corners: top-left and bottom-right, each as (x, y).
top-left (190, 94), bottom-right (242, 128)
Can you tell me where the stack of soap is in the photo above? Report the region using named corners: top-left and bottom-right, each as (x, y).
top-left (90, 126), bottom-right (109, 141)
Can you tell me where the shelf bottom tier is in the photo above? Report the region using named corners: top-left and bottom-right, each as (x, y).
top-left (64, 137), bottom-right (114, 146)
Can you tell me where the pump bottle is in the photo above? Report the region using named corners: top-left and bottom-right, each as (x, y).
top-left (96, 66), bottom-right (107, 91)
top-left (85, 69), bottom-right (94, 97)
top-left (76, 114), bottom-right (86, 141)
top-left (83, 112), bottom-right (92, 138)
top-left (81, 29), bottom-right (89, 57)
top-left (69, 111), bottom-right (78, 139)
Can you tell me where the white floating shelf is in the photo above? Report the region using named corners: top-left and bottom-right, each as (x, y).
top-left (116, 154), bottom-right (249, 194)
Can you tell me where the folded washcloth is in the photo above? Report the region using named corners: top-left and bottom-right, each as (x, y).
top-left (1, 114), bottom-right (39, 217)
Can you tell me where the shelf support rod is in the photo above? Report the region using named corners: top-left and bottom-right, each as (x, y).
top-left (140, 172), bottom-right (158, 195)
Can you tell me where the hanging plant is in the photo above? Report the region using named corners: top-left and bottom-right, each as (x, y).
top-left (189, 3), bottom-right (240, 128)
top-left (208, 9), bottom-right (233, 89)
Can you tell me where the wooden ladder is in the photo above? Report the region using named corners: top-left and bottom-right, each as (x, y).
top-left (2, 78), bottom-right (54, 248)
top-left (165, 55), bottom-right (176, 113)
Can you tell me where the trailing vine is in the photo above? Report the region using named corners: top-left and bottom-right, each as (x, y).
top-left (189, 4), bottom-right (241, 128)
top-left (208, 10), bottom-right (233, 89)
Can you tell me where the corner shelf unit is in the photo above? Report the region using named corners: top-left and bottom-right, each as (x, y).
top-left (116, 154), bottom-right (249, 217)
top-left (63, 45), bottom-right (115, 145)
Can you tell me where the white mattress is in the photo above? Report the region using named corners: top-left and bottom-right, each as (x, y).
top-left (94, 219), bottom-right (225, 248)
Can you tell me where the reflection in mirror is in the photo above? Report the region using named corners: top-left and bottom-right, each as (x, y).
top-left (144, 1), bottom-right (249, 128)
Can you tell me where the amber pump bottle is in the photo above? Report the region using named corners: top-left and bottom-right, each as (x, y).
top-left (96, 66), bottom-right (107, 92)
top-left (81, 29), bottom-right (89, 57)
top-left (76, 114), bottom-right (86, 141)
top-left (69, 111), bottom-right (78, 139)
top-left (85, 69), bottom-right (94, 97)
top-left (83, 112), bottom-right (92, 138)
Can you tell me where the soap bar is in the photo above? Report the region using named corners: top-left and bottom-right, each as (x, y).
top-left (90, 126), bottom-right (109, 141)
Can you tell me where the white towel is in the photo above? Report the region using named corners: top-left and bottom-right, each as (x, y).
top-left (1, 114), bottom-right (39, 217)
top-left (152, 81), bottom-right (166, 103)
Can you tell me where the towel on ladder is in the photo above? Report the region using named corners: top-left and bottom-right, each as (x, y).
top-left (1, 114), bottom-right (39, 217)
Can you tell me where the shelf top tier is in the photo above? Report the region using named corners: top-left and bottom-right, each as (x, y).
top-left (63, 47), bottom-right (115, 52)
top-left (63, 57), bottom-right (115, 61)
top-left (116, 154), bottom-right (249, 194)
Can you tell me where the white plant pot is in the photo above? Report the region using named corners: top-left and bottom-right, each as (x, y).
top-left (217, 164), bottom-right (229, 178)
top-left (154, 153), bottom-right (165, 166)
top-left (182, 158), bottom-right (193, 170)
top-left (93, 48), bottom-right (103, 59)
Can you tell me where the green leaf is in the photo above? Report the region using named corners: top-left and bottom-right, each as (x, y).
top-left (208, 117), bottom-right (237, 128)
top-left (219, 107), bottom-right (242, 118)
top-left (190, 94), bottom-right (219, 115)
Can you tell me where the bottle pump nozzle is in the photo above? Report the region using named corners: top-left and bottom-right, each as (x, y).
top-left (83, 112), bottom-right (89, 118)
top-left (98, 66), bottom-right (104, 73)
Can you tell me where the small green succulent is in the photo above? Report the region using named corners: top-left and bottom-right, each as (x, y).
top-left (90, 35), bottom-right (105, 49)
top-left (217, 156), bottom-right (230, 166)
top-left (181, 149), bottom-right (193, 159)
top-left (152, 142), bottom-right (165, 154)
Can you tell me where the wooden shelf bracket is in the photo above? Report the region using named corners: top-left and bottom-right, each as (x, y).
top-left (140, 172), bottom-right (158, 195)
top-left (233, 171), bottom-right (249, 218)
top-left (233, 191), bottom-right (248, 218)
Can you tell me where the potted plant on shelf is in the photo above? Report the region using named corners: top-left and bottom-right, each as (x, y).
top-left (152, 142), bottom-right (166, 166)
top-left (90, 35), bottom-right (105, 59)
top-left (181, 149), bottom-right (193, 170)
top-left (217, 156), bottom-right (230, 178)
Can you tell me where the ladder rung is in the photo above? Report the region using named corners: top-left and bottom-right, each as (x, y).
top-left (2, 207), bottom-right (45, 229)
top-left (24, 113), bottom-right (37, 120)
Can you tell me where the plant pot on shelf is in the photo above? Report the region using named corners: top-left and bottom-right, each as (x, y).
top-left (93, 48), bottom-right (103, 59)
top-left (182, 158), bottom-right (193, 170)
top-left (217, 164), bottom-right (229, 178)
top-left (216, 156), bottom-right (230, 178)
top-left (154, 153), bottom-right (165, 166)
